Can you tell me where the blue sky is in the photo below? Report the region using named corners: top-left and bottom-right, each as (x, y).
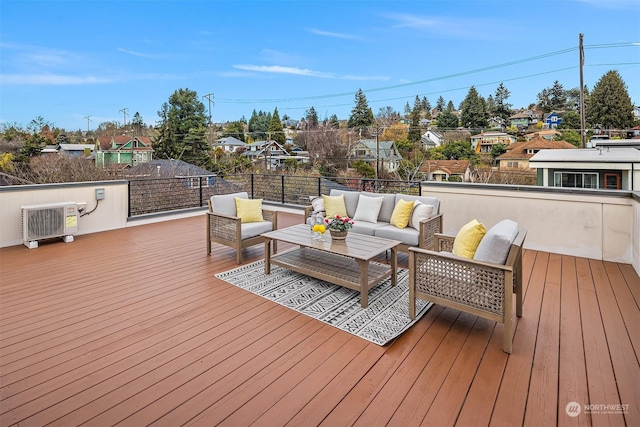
top-left (1, 0), bottom-right (639, 132)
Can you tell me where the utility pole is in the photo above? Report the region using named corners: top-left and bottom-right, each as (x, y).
top-left (119, 107), bottom-right (129, 127)
top-left (203, 93), bottom-right (215, 146)
top-left (579, 33), bottom-right (586, 148)
top-left (84, 115), bottom-right (92, 134)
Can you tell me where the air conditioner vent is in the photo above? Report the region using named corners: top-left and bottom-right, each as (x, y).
top-left (22, 202), bottom-right (78, 248)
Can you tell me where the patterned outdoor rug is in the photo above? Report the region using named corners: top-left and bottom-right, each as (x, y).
top-left (215, 260), bottom-right (433, 346)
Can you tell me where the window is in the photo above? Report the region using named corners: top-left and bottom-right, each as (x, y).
top-left (189, 177), bottom-right (209, 189)
top-left (355, 149), bottom-right (367, 157)
top-left (507, 161), bottom-right (519, 168)
top-left (553, 172), bottom-right (598, 189)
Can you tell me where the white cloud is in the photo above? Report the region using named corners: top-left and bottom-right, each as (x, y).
top-left (116, 48), bottom-right (167, 59)
top-left (307, 28), bottom-right (362, 40)
top-left (341, 74), bottom-right (390, 81)
top-left (384, 13), bottom-right (500, 39)
top-left (0, 74), bottom-right (112, 85)
top-left (233, 65), bottom-right (335, 78)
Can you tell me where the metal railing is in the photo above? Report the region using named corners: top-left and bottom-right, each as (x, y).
top-left (128, 174), bottom-right (422, 216)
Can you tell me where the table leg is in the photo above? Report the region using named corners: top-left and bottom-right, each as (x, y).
top-left (356, 259), bottom-right (368, 308)
top-left (390, 246), bottom-right (398, 286)
top-left (264, 239), bottom-right (271, 274)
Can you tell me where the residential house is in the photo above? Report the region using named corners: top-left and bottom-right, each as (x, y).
top-left (41, 143), bottom-right (95, 157)
top-left (421, 130), bottom-right (444, 149)
top-left (508, 109), bottom-right (541, 129)
top-left (214, 137), bottom-right (247, 153)
top-left (95, 136), bottom-right (154, 169)
top-left (524, 129), bottom-right (561, 141)
top-left (470, 132), bottom-right (517, 153)
top-left (497, 134), bottom-right (576, 170)
top-left (419, 159), bottom-right (471, 182)
top-left (126, 158), bottom-right (218, 188)
top-left (529, 146), bottom-right (640, 190)
top-left (241, 140), bottom-right (308, 171)
top-left (543, 111), bottom-right (563, 129)
top-left (349, 139), bottom-right (402, 173)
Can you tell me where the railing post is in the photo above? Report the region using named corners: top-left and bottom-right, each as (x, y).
top-left (127, 180), bottom-right (132, 217)
top-left (281, 175), bottom-right (285, 204)
top-left (250, 174), bottom-right (255, 199)
top-left (317, 177), bottom-right (321, 196)
top-left (199, 176), bottom-right (203, 207)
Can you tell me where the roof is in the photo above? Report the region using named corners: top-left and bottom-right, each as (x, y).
top-left (128, 159), bottom-right (215, 177)
top-left (497, 136), bottom-right (576, 160)
top-left (529, 147), bottom-right (640, 163)
top-left (524, 130), bottom-right (560, 140)
top-left (419, 160), bottom-right (470, 175)
top-left (216, 136), bottom-right (246, 146)
top-left (352, 139), bottom-right (401, 160)
top-left (58, 144), bottom-right (95, 151)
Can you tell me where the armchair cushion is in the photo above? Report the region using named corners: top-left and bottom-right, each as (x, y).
top-left (409, 202), bottom-right (434, 231)
top-left (452, 219), bottom-right (487, 259)
top-left (390, 199), bottom-right (415, 229)
top-left (474, 219), bottom-right (519, 265)
top-left (210, 191), bottom-right (248, 216)
top-left (235, 197), bottom-right (264, 223)
top-left (323, 194), bottom-right (348, 217)
top-left (353, 195), bottom-right (384, 223)
top-left (241, 220), bottom-right (273, 239)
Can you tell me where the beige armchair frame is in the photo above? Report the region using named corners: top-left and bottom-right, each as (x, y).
top-left (409, 229), bottom-right (527, 353)
top-left (206, 196), bottom-right (277, 264)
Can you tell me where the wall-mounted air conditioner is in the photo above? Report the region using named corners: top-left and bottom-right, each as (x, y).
top-left (22, 202), bottom-right (79, 249)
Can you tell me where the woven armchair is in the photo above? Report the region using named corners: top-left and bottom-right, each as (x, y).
top-left (409, 228), bottom-right (527, 353)
top-left (206, 192), bottom-right (277, 264)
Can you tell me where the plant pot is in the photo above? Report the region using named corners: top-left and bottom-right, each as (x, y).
top-left (330, 229), bottom-right (348, 240)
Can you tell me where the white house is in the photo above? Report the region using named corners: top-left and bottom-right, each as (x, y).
top-left (529, 147), bottom-right (640, 190)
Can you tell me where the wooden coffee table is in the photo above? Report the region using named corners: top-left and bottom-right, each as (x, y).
top-left (261, 224), bottom-right (401, 308)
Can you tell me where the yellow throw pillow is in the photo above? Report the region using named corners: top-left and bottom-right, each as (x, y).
top-left (390, 199), bottom-right (415, 229)
top-left (452, 219), bottom-right (487, 259)
top-left (322, 194), bottom-right (347, 218)
top-left (235, 198), bottom-right (264, 223)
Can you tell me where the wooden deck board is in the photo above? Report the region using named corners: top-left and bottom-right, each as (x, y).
top-left (1, 212), bottom-right (638, 427)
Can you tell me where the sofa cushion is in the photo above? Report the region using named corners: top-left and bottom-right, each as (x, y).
top-left (322, 194), bottom-right (348, 217)
top-left (235, 198), bottom-right (264, 223)
top-left (375, 224), bottom-right (420, 246)
top-left (361, 191), bottom-right (396, 222)
top-left (309, 195), bottom-right (325, 216)
top-left (452, 219), bottom-right (487, 259)
top-left (210, 191), bottom-right (248, 216)
top-left (353, 194), bottom-right (384, 223)
top-left (329, 189), bottom-right (360, 218)
top-left (474, 219), bottom-right (519, 265)
top-left (390, 199), bottom-right (415, 229)
top-left (394, 194), bottom-right (440, 214)
top-left (409, 202), bottom-right (434, 231)
top-left (351, 221), bottom-right (387, 236)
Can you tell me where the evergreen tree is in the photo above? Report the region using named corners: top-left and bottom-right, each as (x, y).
top-left (268, 107), bottom-right (285, 144)
top-left (421, 96), bottom-right (432, 118)
top-left (408, 97), bottom-right (422, 144)
top-left (248, 110), bottom-right (271, 140)
top-left (436, 110), bottom-right (459, 129)
top-left (404, 102), bottom-right (411, 118)
top-left (305, 106), bottom-right (319, 129)
top-left (328, 114), bottom-right (340, 129)
top-left (459, 86), bottom-right (487, 128)
top-left (153, 88), bottom-right (209, 166)
top-left (586, 70), bottom-right (634, 129)
top-left (347, 88), bottom-right (375, 136)
top-left (131, 112), bottom-right (144, 136)
top-left (222, 121), bottom-right (246, 141)
top-left (537, 80), bottom-right (568, 113)
top-left (558, 111), bottom-right (581, 130)
top-left (494, 83), bottom-right (512, 122)
top-left (435, 96), bottom-right (446, 112)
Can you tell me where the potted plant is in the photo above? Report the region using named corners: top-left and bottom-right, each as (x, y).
top-left (325, 215), bottom-right (354, 240)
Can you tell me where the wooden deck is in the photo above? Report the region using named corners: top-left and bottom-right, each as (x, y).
top-left (1, 212), bottom-right (638, 427)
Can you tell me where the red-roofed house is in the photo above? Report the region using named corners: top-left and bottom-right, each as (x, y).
top-left (496, 134), bottom-right (576, 170)
top-left (419, 159), bottom-right (471, 182)
top-left (95, 136), bottom-right (154, 169)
